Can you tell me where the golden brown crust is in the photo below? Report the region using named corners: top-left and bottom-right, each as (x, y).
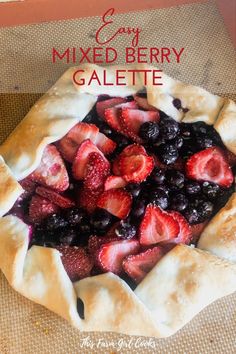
top-left (135, 244), bottom-right (236, 336)
top-left (198, 193), bottom-right (236, 262)
top-left (0, 156), bottom-right (23, 217)
top-left (214, 99), bottom-right (236, 154)
top-left (0, 64), bottom-right (235, 338)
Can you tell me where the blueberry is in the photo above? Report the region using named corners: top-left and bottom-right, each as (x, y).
top-left (139, 122), bottom-right (159, 143)
top-left (59, 229), bottom-right (77, 245)
top-left (202, 182), bottom-right (222, 200)
top-left (180, 123), bottom-right (192, 137)
top-left (191, 122), bottom-right (208, 135)
top-left (172, 98), bottom-right (182, 110)
top-left (158, 144), bottom-right (179, 165)
top-left (90, 209), bottom-right (113, 232)
top-left (148, 188), bottom-right (169, 209)
top-left (130, 199), bottom-right (146, 219)
top-left (196, 136), bottom-right (214, 150)
top-left (115, 220), bottom-right (137, 239)
top-left (166, 170), bottom-right (185, 190)
top-left (198, 201), bottom-right (214, 221)
top-left (136, 90), bottom-right (147, 98)
top-left (64, 208), bottom-right (87, 227)
top-left (172, 136), bottom-right (183, 149)
top-left (113, 134), bottom-right (131, 150)
top-left (170, 193), bottom-right (188, 212)
top-left (185, 181), bottom-right (201, 195)
top-left (44, 214), bottom-right (68, 230)
top-left (184, 207), bottom-right (201, 224)
top-left (159, 117), bottom-right (180, 140)
top-left (78, 219), bottom-right (92, 236)
top-left (149, 167), bottom-right (165, 185)
top-left (125, 183), bottom-right (141, 198)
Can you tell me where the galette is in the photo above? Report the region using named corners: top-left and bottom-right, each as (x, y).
top-left (0, 64), bottom-right (236, 337)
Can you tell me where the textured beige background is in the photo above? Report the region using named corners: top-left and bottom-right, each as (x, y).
top-left (0, 1), bottom-right (236, 353)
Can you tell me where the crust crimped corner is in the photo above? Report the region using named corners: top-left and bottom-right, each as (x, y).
top-left (0, 64), bottom-right (236, 337)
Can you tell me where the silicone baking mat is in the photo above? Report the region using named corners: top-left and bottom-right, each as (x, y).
top-left (0, 1), bottom-right (236, 353)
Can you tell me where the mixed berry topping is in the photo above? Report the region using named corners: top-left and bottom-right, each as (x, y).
top-left (8, 92), bottom-right (235, 286)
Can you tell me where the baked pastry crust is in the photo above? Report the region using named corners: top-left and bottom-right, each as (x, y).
top-left (0, 64), bottom-right (236, 337)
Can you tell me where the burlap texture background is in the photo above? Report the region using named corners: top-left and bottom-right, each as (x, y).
top-left (0, 1), bottom-right (236, 353)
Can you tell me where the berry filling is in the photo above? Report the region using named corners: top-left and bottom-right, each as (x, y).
top-left (8, 93), bottom-right (236, 287)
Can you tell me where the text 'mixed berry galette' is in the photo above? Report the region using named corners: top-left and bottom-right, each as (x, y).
top-left (0, 65), bottom-right (236, 338)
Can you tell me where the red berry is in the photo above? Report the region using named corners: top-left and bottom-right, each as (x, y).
top-left (119, 154), bottom-right (154, 183)
top-left (186, 147), bottom-right (233, 188)
top-left (30, 144), bottom-right (69, 191)
top-left (57, 245), bottom-right (93, 281)
top-left (104, 176), bottom-right (127, 191)
top-left (84, 152), bottom-right (110, 191)
top-left (133, 95), bottom-right (158, 111)
top-left (168, 211), bottom-right (192, 245)
top-left (96, 97), bottom-right (126, 119)
top-left (139, 205), bottom-right (180, 245)
top-left (112, 144), bottom-right (148, 176)
top-left (96, 239), bottom-right (140, 274)
top-left (29, 195), bottom-right (59, 223)
top-left (123, 246), bottom-right (164, 283)
top-left (97, 188), bottom-right (132, 219)
top-left (104, 101), bottom-right (138, 134)
top-left (36, 186), bottom-right (75, 208)
top-left (72, 139), bottom-right (107, 180)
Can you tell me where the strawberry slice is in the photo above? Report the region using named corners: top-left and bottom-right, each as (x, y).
top-left (29, 195), bottom-right (59, 223)
top-left (19, 178), bottom-right (37, 200)
top-left (104, 176), bottom-right (127, 190)
top-left (96, 97), bottom-right (126, 119)
top-left (139, 205), bottom-right (180, 245)
top-left (57, 245), bottom-right (93, 281)
top-left (58, 123), bottom-right (99, 162)
top-left (134, 95), bottom-right (158, 111)
top-left (78, 186), bottom-right (102, 213)
top-left (112, 144), bottom-right (148, 176)
top-left (186, 147), bottom-right (233, 188)
top-left (36, 186), bottom-right (75, 208)
top-left (94, 132), bottom-right (117, 155)
top-left (123, 246), bottom-right (164, 283)
top-left (120, 108), bottom-right (160, 142)
top-left (168, 212), bottom-right (192, 245)
top-left (96, 239), bottom-right (140, 274)
top-left (72, 139), bottom-right (107, 180)
top-left (97, 189), bottom-right (132, 219)
top-left (119, 154), bottom-right (154, 183)
top-left (88, 234), bottom-right (119, 254)
top-left (84, 152), bottom-right (110, 191)
top-left (224, 149), bottom-right (236, 167)
top-left (104, 101), bottom-right (138, 134)
top-left (30, 144), bottom-right (69, 191)
top-left (191, 221), bottom-right (208, 243)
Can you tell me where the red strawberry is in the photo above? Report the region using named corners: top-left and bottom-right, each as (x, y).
top-left (96, 97), bottom-right (126, 119)
top-left (19, 178), bottom-right (37, 200)
top-left (72, 139), bottom-right (106, 180)
top-left (57, 245), bottom-right (93, 281)
top-left (84, 152), bottom-right (110, 191)
top-left (168, 212), bottom-right (192, 245)
top-left (133, 95), bottom-right (158, 111)
top-left (224, 149), bottom-right (236, 167)
top-left (186, 147), bottom-right (233, 188)
top-left (104, 176), bottom-right (127, 190)
top-left (29, 195), bottom-right (59, 223)
top-left (112, 144), bottom-right (148, 176)
top-left (78, 186), bottom-right (102, 213)
top-left (191, 221), bottom-right (208, 243)
top-left (58, 123), bottom-right (99, 162)
top-left (96, 239), bottom-right (140, 274)
top-left (30, 144), bottom-right (69, 191)
top-left (36, 186), bottom-right (75, 208)
top-left (123, 246), bottom-right (164, 283)
top-left (97, 189), bottom-right (132, 219)
top-left (119, 154), bottom-right (154, 183)
top-left (104, 101), bottom-right (138, 134)
top-left (94, 132), bottom-right (117, 155)
top-left (120, 108), bottom-right (160, 142)
top-left (88, 234), bottom-right (119, 254)
top-left (139, 205), bottom-right (180, 245)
